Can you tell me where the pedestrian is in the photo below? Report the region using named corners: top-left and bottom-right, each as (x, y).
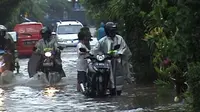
top-left (76, 31), bottom-right (90, 92)
top-left (97, 22), bottom-right (106, 40)
top-left (80, 24), bottom-right (92, 50)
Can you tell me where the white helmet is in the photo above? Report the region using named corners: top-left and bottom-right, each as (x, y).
top-left (0, 25), bottom-right (7, 37)
top-left (0, 25), bottom-right (7, 31)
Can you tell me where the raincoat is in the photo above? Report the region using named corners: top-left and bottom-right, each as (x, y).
top-left (91, 35), bottom-right (132, 91)
top-left (35, 37), bottom-right (59, 54)
top-left (97, 22), bottom-right (106, 41)
top-left (0, 33), bottom-right (15, 71)
top-left (28, 37), bottom-right (65, 78)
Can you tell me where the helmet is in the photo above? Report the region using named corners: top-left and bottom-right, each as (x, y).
top-left (0, 25), bottom-right (7, 37)
top-left (104, 22), bottom-right (117, 38)
top-left (40, 26), bottom-right (51, 35)
top-left (78, 31), bottom-right (86, 41)
top-left (40, 26), bottom-right (52, 40)
top-left (80, 27), bottom-right (92, 41)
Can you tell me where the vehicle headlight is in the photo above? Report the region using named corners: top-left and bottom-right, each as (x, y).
top-left (45, 52), bottom-right (52, 57)
top-left (96, 54), bottom-right (105, 61)
top-left (73, 40), bottom-right (79, 43)
top-left (58, 38), bottom-right (63, 42)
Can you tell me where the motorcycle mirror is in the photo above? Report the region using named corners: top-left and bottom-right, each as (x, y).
top-left (79, 48), bottom-right (87, 52)
top-left (58, 46), bottom-right (64, 50)
top-left (114, 44), bottom-right (120, 50)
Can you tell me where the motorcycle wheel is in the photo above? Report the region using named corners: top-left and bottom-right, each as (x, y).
top-left (48, 73), bottom-right (53, 85)
top-left (85, 83), bottom-right (96, 97)
top-left (117, 90), bottom-right (122, 96)
top-left (45, 71), bottom-right (53, 85)
top-left (98, 74), bottom-right (110, 97)
top-left (98, 83), bottom-right (104, 97)
top-left (84, 75), bottom-right (96, 97)
top-left (90, 74), bottom-right (97, 97)
top-left (110, 88), bottom-right (116, 96)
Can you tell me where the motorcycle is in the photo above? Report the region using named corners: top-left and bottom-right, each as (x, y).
top-left (37, 47), bottom-right (64, 85)
top-left (79, 44), bottom-right (120, 97)
top-left (0, 50), bottom-right (15, 84)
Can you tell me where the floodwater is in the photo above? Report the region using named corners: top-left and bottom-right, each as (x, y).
top-left (0, 48), bottom-right (185, 112)
top-left (0, 28), bottom-right (185, 112)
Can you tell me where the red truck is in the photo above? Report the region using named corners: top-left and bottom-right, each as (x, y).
top-left (14, 22), bottom-right (43, 56)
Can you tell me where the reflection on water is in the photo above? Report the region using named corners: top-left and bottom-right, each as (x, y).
top-left (0, 88), bottom-right (5, 112)
top-left (43, 87), bottom-right (60, 97)
top-left (3, 47), bottom-right (184, 112)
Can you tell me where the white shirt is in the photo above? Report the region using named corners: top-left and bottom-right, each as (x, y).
top-left (76, 42), bottom-right (89, 72)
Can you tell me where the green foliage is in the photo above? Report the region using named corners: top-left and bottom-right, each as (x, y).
top-left (83, 0), bottom-right (200, 109)
top-left (47, 0), bottom-right (71, 19)
top-left (0, 0), bottom-right (25, 25)
top-left (187, 63), bottom-right (200, 112)
top-left (0, 0), bottom-right (72, 30)
top-left (83, 0), bottom-right (157, 84)
top-left (154, 79), bottom-right (172, 89)
top-left (183, 91), bottom-right (193, 112)
top-left (145, 0), bottom-right (200, 110)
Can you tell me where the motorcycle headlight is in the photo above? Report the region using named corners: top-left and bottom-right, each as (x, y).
top-left (96, 54), bottom-right (105, 61)
top-left (45, 52), bottom-right (52, 57)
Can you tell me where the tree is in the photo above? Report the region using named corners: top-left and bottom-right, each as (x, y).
top-left (83, 0), bottom-right (200, 109)
top-left (0, 0), bottom-right (72, 30)
top-left (0, 0), bottom-right (25, 25)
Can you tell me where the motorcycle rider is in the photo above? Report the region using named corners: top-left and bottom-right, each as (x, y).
top-left (34, 26), bottom-right (65, 77)
top-left (90, 22), bottom-right (132, 95)
top-left (0, 25), bottom-right (15, 72)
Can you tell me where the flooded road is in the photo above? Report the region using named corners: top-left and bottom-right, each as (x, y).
top-left (0, 47), bottom-right (186, 112)
top-left (0, 27), bottom-right (185, 111)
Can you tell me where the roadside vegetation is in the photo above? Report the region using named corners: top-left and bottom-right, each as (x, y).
top-left (2, 0), bottom-right (200, 111)
top-left (82, 0), bottom-right (200, 111)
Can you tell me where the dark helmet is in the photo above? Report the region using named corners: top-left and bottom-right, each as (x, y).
top-left (0, 25), bottom-right (7, 37)
top-left (40, 26), bottom-right (52, 35)
top-left (40, 26), bottom-right (52, 40)
top-left (104, 22), bottom-right (117, 38)
top-left (80, 27), bottom-right (92, 41)
top-left (78, 31), bottom-right (86, 41)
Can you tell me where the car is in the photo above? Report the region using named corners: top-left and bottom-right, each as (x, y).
top-left (53, 20), bottom-right (83, 47)
top-left (14, 22), bottom-right (43, 56)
